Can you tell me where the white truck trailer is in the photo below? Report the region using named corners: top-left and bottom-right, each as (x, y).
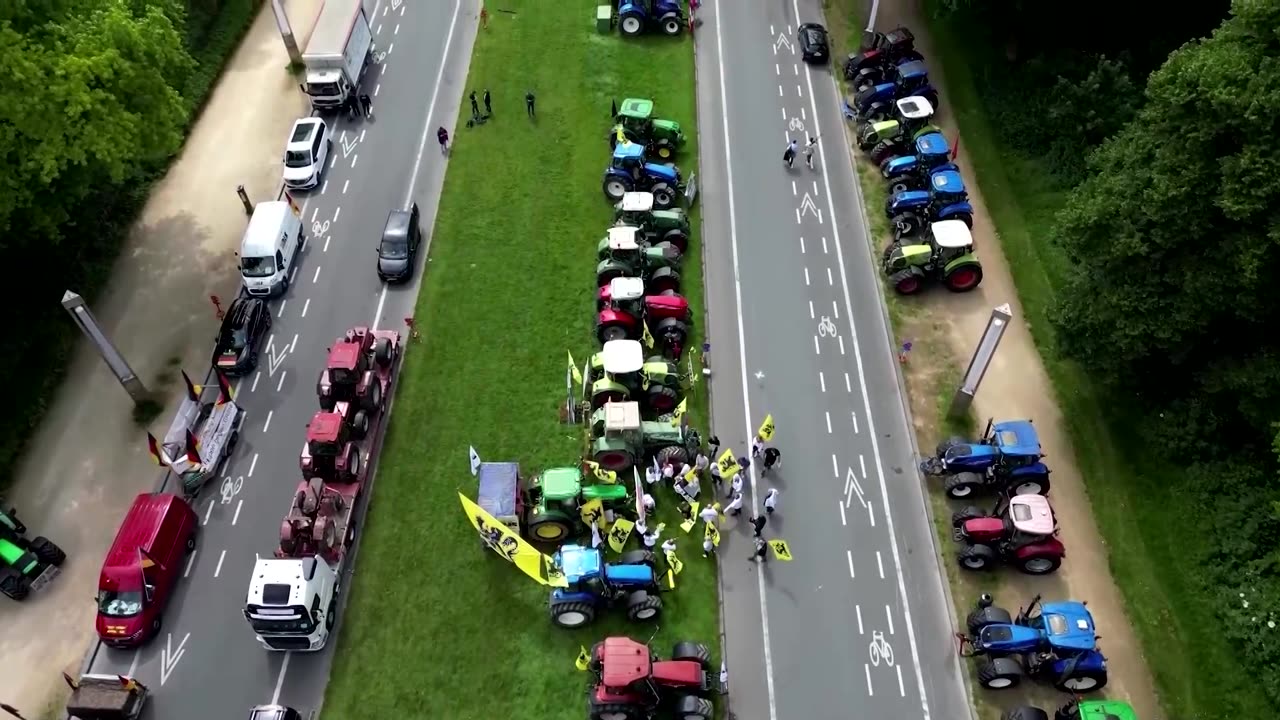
top-left (300, 0), bottom-right (373, 111)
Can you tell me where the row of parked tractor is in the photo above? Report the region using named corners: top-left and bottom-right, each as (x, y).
top-left (843, 28), bottom-right (1140, 720)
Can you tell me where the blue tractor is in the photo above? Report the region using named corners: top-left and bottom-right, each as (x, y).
top-left (849, 60), bottom-right (939, 123)
top-left (884, 169), bottom-right (973, 237)
top-left (616, 0), bottom-right (684, 37)
top-left (880, 132), bottom-right (955, 195)
top-left (920, 418), bottom-right (1052, 499)
top-left (603, 142), bottom-right (684, 209)
top-left (959, 593), bottom-right (1109, 693)
top-left (547, 544), bottom-right (664, 629)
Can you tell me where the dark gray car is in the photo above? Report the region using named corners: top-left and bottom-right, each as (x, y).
top-left (376, 203), bottom-right (422, 282)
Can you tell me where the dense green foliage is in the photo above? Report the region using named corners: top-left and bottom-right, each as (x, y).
top-left (0, 0), bottom-right (261, 488)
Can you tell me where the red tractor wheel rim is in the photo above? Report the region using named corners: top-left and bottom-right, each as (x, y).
top-left (597, 451), bottom-right (630, 469)
top-left (651, 394), bottom-right (675, 412)
top-left (897, 277), bottom-right (920, 293)
top-left (949, 268), bottom-right (978, 289)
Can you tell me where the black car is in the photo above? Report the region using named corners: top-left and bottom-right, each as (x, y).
top-left (798, 23), bottom-right (830, 64)
top-left (249, 705), bottom-right (303, 720)
top-left (376, 203), bottom-right (422, 282)
top-left (212, 297), bottom-right (271, 376)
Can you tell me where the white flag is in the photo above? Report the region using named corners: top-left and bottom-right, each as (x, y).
top-left (469, 446), bottom-right (482, 476)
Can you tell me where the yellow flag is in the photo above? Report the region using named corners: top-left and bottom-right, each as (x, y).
top-left (680, 500), bottom-right (700, 533)
top-left (716, 449), bottom-right (741, 479)
top-left (615, 126), bottom-right (629, 145)
top-left (607, 518), bottom-right (636, 553)
top-left (568, 350), bottom-right (583, 385)
top-left (665, 569), bottom-right (677, 590)
top-left (457, 493), bottom-right (568, 587)
top-left (769, 539), bottom-right (794, 561)
top-left (665, 550), bottom-right (684, 575)
top-left (642, 320), bottom-right (655, 349)
top-left (579, 498), bottom-right (604, 527)
top-left (704, 522), bottom-right (721, 547)
top-left (757, 414), bottom-right (775, 442)
top-left (584, 460), bottom-right (618, 484)
top-left (575, 646), bottom-right (591, 672)
top-left (672, 397), bottom-right (688, 425)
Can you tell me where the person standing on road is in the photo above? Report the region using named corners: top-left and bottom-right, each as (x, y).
top-left (750, 513), bottom-right (767, 537)
top-left (359, 93), bottom-right (373, 119)
top-left (783, 139), bottom-right (798, 168)
top-left (437, 126), bottom-right (449, 153)
top-left (763, 488), bottom-right (780, 515)
top-left (761, 447), bottom-right (782, 476)
top-left (750, 435), bottom-right (764, 459)
top-left (727, 471), bottom-right (743, 500)
top-left (470, 91), bottom-right (480, 121)
top-left (483, 88), bottom-right (492, 116)
top-left (749, 536), bottom-right (769, 563)
top-left (525, 90), bottom-right (536, 118)
top-left (804, 136), bottom-right (819, 169)
top-left (725, 492), bottom-right (744, 516)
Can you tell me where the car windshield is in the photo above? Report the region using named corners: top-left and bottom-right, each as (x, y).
top-left (305, 82), bottom-right (339, 97)
top-left (241, 255), bottom-right (276, 278)
top-left (284, 150), bottom-right (312, 168)
top-left (807, 29), bottom-right (826, 44)
top-left (97, 590), bottom-right (143, 617)
top-left (380, 236), bottom-right (409, 259)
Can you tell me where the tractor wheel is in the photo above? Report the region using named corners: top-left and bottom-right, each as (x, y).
top-left (881, 242), bottom-right (900, 267)
top-left (943, 472), bottom-right (985, 499)
top-left (891, 211), bottom-right (925, 237)
top-left (590, 703), bottom-right (643, 720)
top-left (654, 317), bottom-right (690, 345)
top-left (30, 537), bottom-right (66, 567)
top-left (1, 575), bottom-right (30, 601)
top-left (344, 447), bottom-right (363, 482)
top-left (950, 210), bottom-right (974, 229)
top-left (865, 101), bottom-right (891, 122)
top-left (618, 13), bottom-right (644, 37)
top-left (591, 387), bottom-right (630, 410)
top-left (1017, 553), bottom-right (1062, 576)
top-left (625, 590), bottom-right (663, 622)
top-left (654, 241), bottom-right (685, 265)
top-left (887, 177), bottom-right (915, 196)
top-left (655, 444), bottom-right (689, 469)
top-left (596, 322), bottom-right (633, 345)
top-left (350, 410), bottom-right (370, 440)
top-left (943, 263), bottom-right (984, 293)
top-left (654, 139), bottom-right (675, 160)
top-left (977, 656), bottom-right (1024, 689)
top-left (650, 183), bottom-right (676, 209)
top-left (374, 337), bottom-right (394, 367)
top-left (889, 268), bottom-right (924, 295)
top-left (965, 604), bottom-right (1013, 635)
top-left (528, 510), bottom-right (573, 544)
top-left (597, 264), bottom-right (630, 287)
top-left (673, 695), bottom-right (714, 720)
top-left (648, 267), bottom-right (682, 296)
top-left (868, 140), bottom-right (899, 165)
top-left (595, 449), bottom-right (636, 472)
top-left (550, 600), bottom-right (597, 629)
top-left (956, 543), bottom-right (997, 571)
top-left (325, 594), bottom-right (338, 631)
top-left (603, 177), bottom-right (632, 201)
top-left (661, 229), bottom-right (690, 254)
top-left (1056, 668), bottom-right (1107, 693)
top-left (362, 382), bottom-right (384, 413)
top-left (1001, 708), bottom-right (1049, 720)
top-left (1009, 474), bottom-right (1051, 497)
top-left (671, 641), bottom-right (713, 671)
top-left (659, 13), bottom-right (683, 36)
top-left (646, 384), bottom-right (681, 414)
top-left (619, 550), bottom-right (657, 568)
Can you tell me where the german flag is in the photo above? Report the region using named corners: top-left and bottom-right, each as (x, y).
top-left (285, 191), bottom-right (301, 216)
top-left (180, 370), bottom-right (201, 402)
top-left (146, 433), bottom-right (170, 467)
top-left (214, 369), bottom-right (234, 405)
top-left (184, 429), bottom-right (202, 466)
top-left (139, 547), bottom-right (157, 570)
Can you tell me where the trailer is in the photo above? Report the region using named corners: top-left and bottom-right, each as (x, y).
top-left (147, 370), bottom-right (242, 498)
top-left (301, 0), bottom-right (373, 110)
top-left (63, 673), bottom-right (149, 720)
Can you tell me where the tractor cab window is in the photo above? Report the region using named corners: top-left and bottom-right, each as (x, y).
top-left (309, 438), bottom-right (338, 457)
top-left (329, 366), bottom-right (356, 385)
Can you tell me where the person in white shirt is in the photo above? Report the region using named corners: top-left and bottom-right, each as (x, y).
top-left (694, 452), bottom-right (710, 474)
top-left (645, 465), bottom-right (661, 486)
top-left (642, 493), bottom-right (656, 513)
top-left (661, 538), bottom-right (678, 555)
top-left (763, 488), bottom-right (780, 515)
top-left (642, 525), bottom-right (662, 549)
top-left (750, 435), bottom-right (764, 458)
top-left (699, 503), bottom-right (720, 526)
top-left (725, 492), bottom-right (744, 516)
top-left (661, 463), bottom-right (675, 482)
top-left (709, 461), bottom-right (722, 492)
top-left (703, 536), bottom-right (715, 558)
top-left (728, 473), bottom-right (743, 499)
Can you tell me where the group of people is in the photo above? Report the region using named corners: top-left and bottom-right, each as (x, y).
top-left (783, 136), bottom-right (820, 170)
top-left (435, 89), bottom-right (537, 154)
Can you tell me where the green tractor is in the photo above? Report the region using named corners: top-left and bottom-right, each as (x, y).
top-left (1003, 699), bottom-right (1138, 720)
top-left (610, 98), bottom-right (687, 160)
top-left (856, 95), bottom-right (940, 165)
top-left (590, 400), bottom-right (700, 473)
top-left (584, 340), bottom-right (685, 415)
top-left (882, 219), bottom-right (983, 295)
top-left (614, 192), bottom-right (691, 254)
top-left (597, 226), bottom-right (683, 294)
top-left (0, 501), bottom-right (66, 601)
top-left (524, 466), bottom-right (632, 543)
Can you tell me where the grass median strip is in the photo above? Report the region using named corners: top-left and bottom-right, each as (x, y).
top-left (322, 5), bottom-right (717, 719)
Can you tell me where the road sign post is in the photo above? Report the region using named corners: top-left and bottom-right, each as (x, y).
top-left (61, 290), bottom-right (150, 405)
top-left (950, 303), bottom-right (1012, 418)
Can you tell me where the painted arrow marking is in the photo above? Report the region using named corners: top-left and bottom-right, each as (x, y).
top-left (266, 339), bottom-right (290, 377)
top-left (390, 0), bottom-right (402, 9)
top-left (773, 33), bottom-right (793, 54)
top-left (799, 192), bottom-right (820, 219)
top-left (340, 131), bottom-right (359, 158)
top-left (845, 467), bottom-right (867, 509)
top-left (160, 632), bottom-right (190, 685)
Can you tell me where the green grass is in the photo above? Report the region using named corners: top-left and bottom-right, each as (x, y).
top-left (918, 5), bottom-right (1271, 719)
top-left (321, 5), bottom-right (719, 719)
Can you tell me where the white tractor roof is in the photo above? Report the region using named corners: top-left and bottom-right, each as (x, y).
top-left (602, 401), bottom-right (642, 431)
top-left (931, 220), bottom-right (973, 250)
top-left (609, 276), bottom-right (645, 301)
top-left (618, 192), bottom-right (655, 212)
top-left (895, 96), bottom-right (935, 119)
top-left (1008, 495), bottom-right (1056, 536)
top-left (608, 226), bottom-right (641, 251)
top-left (601, 340), bottom-right (644, 375)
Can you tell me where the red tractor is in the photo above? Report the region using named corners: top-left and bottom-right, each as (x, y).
top-left (585, 636), bottom-right (718, 720)
top-left (596, 277), bottom-right (692, 356)
top-left (951, 493), bottom-right (1066, 575)
top-left (299, 410), bottom-right (362, 483)
top-left (276, 476), bottom-right (356, 564)
top-left (316, 327), bottom-right (398, 412)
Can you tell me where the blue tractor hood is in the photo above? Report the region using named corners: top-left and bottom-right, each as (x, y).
top-left (975, 623), bottom-right (1045, 654)
top-left (897, 60), bottom-right (929, 81)
top-left (613, 142), bottom-right (646, 163)
top-left (887, 189), bottom-right (931, 214)
top-left (556, 544), bottom-right (603, 583)
top-left (1039, 601), bottom-right (1099, 653)
top-left (915, 132), bottom-right (950, 160)
top-left (605, 563), bottom-right (655, 586)
top-left (882, 155), bottom-right (918, 176)
top-left (931, 169), bottom-right (966, 195)
top-left (644, 162), bottom-right (679, 184)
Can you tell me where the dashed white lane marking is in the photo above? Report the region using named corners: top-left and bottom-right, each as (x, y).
top-left (232, 499), bottom-right (244, 526)
top-left (859, 454), bottom-right (867, 478)
top-left (777, 85), bottom-right (783, 97)
top-left (876, 551), bottom-right (885, 579)
top-left (251, 372), bottom-right (261, 393)
top-left (214, 550), bottom-right (226, 578)
top-left (851, 410), bottom-right (859, 433)
top-left (791, 180), bottom-right (797, 196)
top-left (796, 84), bottom-right (802, 97)
top-left (845, 374), bottom-right (853, 394)
top-left (290, 333), bottom-right (299, 353)
top-left (803, 267), bottom-right (810, 285)
top-left (262, 410), bottom-right (273, 433)
top-left (313, 266), bottom-right (322, 283)
top-left (856, 604), bottom-right (864, 633)
top-left (310, 208), bottom-right (318, 223)
top-left (334, 207), bottom-right (341, 222)
top-left (290, 266), bottom-right (298, 284)
top-left (203, 500), bottom-right (214, 525)
top-left (832, 300), bottom-right (839, 320)
top-left (184, 551), bottom-right (197, 578)
top-left (813, 336), bottom-right (820, 355)
top-left (352, 154), bottom-right (359, 168)
top-left (847, 550), bottom-right (855, 577)
top-left (865, 665), bottom-right (874, 696)
top-left (394, 23), bottom-right (400, 34)
top-left (323, 236), bottom-right (331, 252)
top-left (375, 83), bottom-right (381, 97)
top-left (839, 501), bottom-right (847, 526)
top-left (886, 606), bottom-right (896, 635)
top-left (826, 267), bottom-right (833, 285)
top-left (342, 179), bottom-right (350, 194)
top-left (808, 300), bottom-right (814, 319)
top-left (838, 336), bottom-right (846, 355)
top-left (896, 666), bottom-right (906, 696)
top-left (818, 371), bottom-right (825, 392)
top-left (301, 298), bottom-right (311, 317)
top-left (247, 453), bottom-right (258, 478)
top-left (276, 370), bottom-right (287, 393)
top-left (822, 236), bottom-right (828, 254)
top-left (831, 454), bottom-right (839, 477)
top-left (799, 236), bottom-right (805, 253)
top-left (825, 411), bottom-right (832, 433)
top-left (277, 299), bottom-right (287, 318)
top-left (868, 501), bottom-right (876, 527)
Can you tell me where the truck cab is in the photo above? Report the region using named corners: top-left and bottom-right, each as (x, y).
top-left (244, 556), bottom-right (339, 652)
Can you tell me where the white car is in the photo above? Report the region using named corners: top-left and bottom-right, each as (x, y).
top-left (282, 117), bottom-right (331, 190)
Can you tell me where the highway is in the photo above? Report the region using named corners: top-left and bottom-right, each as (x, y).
top-left (694, 0), bottom-right (972, 718)
top-left (78, 0), bottom-right (474, 717)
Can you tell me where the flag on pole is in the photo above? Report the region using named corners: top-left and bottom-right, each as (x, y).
top-left (575, 646), bottom-right (591, 671)
top-left (468, 446), bottom-right (482, 476)
top-left (146, 433), bottom-right (169, 467)
top-left (215, 370), bottom-right (234, 405)
top-left (180, 370), bottom-right (201, 402)
top-left (567, 350), bottom-right (582, 385)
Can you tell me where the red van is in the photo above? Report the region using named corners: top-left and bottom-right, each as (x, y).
top-left (96, 493), bottom-right (197, 647)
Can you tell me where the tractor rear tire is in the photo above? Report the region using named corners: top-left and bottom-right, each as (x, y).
top-left (626, 590), bottom-right (663, 622)
top-left (654, 317), bottom-right (690, 345)
top-left (944, 263), bottom-right (984, 293)
top-left (604, 177), bottom-right (632, 201)
top-left (887, 177), bottom-right (915, 196)
top-left (661, 229), bottom-right (690, 254)
top-left (889, 268), bottom-right (924, 295)
top-left (1008, 473), bottom-right (1051, 497)
top-left (351, 411), bottom-right (370, 440)
top-left (618, 13), bottom-right (644, 37)
top-left (1001, 708), bottom-right (1049, 720)
top-left (966, 604), bottom-right (1013, 634)
top-left (1056, 668), bottom-right (1107, 693)
top-left (528, 512), bottom-right (573, 544)
top-left (30, 537), bottom-right (66, 567)
top-left (1, 574), bottom-right (30, 601)
top-left (550, 600), bottom-right (597, 629)
top-left (592, 388), bottom-right (630, 410)
top-left (673, 695), bottom-right (714, 720)
top-left (597, 322), bottom-right (632, 345)
top-left (868, 140), bottom-right (897, 165)
top-left (374, 338), bottom-right (394, 367)
top-left (950, 506), bottom-right (985, 528)
top-left (659, 13), bottom-right (682, 36)
top-left (655, 444), bottom-right (689, 469)
top-left (619, 550), bottom-right (657, 569)
top-left (648, 266), bottom-right (682, 296)
top-left (344, 447), bottom-right (363, 482)
top-left (650, 183), bottom-right (676, 209)
top-left (590, 702), bottom-right (643, 720)
top-left (1016, 553), bottom-right (1062, 576)
top-left (671, 641), bottom-right (713, 671)
top-left (944, 472), bottom-right (985, 499)
top-left (362, 382), bottom-right (384, 414)
top-left (595, 449), bottom-right (636, 472)
top-left (646, 384), bottom-right (681, 414)
top-left (653, 139), bottom-right (675, 160)
top-left (977, 656), bottom-right (1024, 689)
top-left (891, 211), bottom-right (925, 238)
top-left (957, 543), bottom-right (998, 572)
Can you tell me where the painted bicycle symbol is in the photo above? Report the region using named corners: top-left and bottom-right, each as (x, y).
top-left (788, 117), bottom-right (805, 133)
top-left (311, 219), bottom-right (330, 236)
top-left (869, 631), bottom-right (895, 668)
top-left (817, 316), bottom-right (837, 338)
top-left (220, 475), bottom-right (244, 505)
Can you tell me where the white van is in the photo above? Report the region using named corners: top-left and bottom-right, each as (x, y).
top-left (239, 201), bottom-right (303, 297)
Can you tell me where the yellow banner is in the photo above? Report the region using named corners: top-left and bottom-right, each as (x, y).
top-left (579, 498), bottom-right (604, 527)
top-left (607, 517), bottom-right (636, 553)
top-left (716, 449), bottom-right (741, 479)
top-left (575, 645), bottom-right (591, 672)
top-left (665, 568), bottom-right (677, 590)
top-left (665, 550), bottom-right (684, 575)
top-left (758, 414), bottom-right (775, 442)
top-left (584, 460), bottom-right (618, 484)
top-left (457, 492), bottom-right (567, 587)
top-left (704, 522), bottom-right (721, 547)
top-left (672, 397), bottom-right (688, 425)
top-left (769, 539), bottom-right (794, 561)
top-left (680, 500), bottom-right (700, 534)
top-left (642, 320), bottom-right (655, 349)
top-left (568, 350), bottom-right (583, 385)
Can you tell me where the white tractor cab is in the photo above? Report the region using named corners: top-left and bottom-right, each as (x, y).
top-left (282, 117), bottom-right (331, 191)
top-left (239, 201), bottom-right (303, 298)
top-left (602, 338), bottom-right (645, 376)
top-left (243, 555), bottom-right (339, 652)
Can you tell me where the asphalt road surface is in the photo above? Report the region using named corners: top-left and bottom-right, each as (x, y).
top-left (695, 1), bottom-right (972, 719)
top-left (79, 1), bottom-right (474, 717)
